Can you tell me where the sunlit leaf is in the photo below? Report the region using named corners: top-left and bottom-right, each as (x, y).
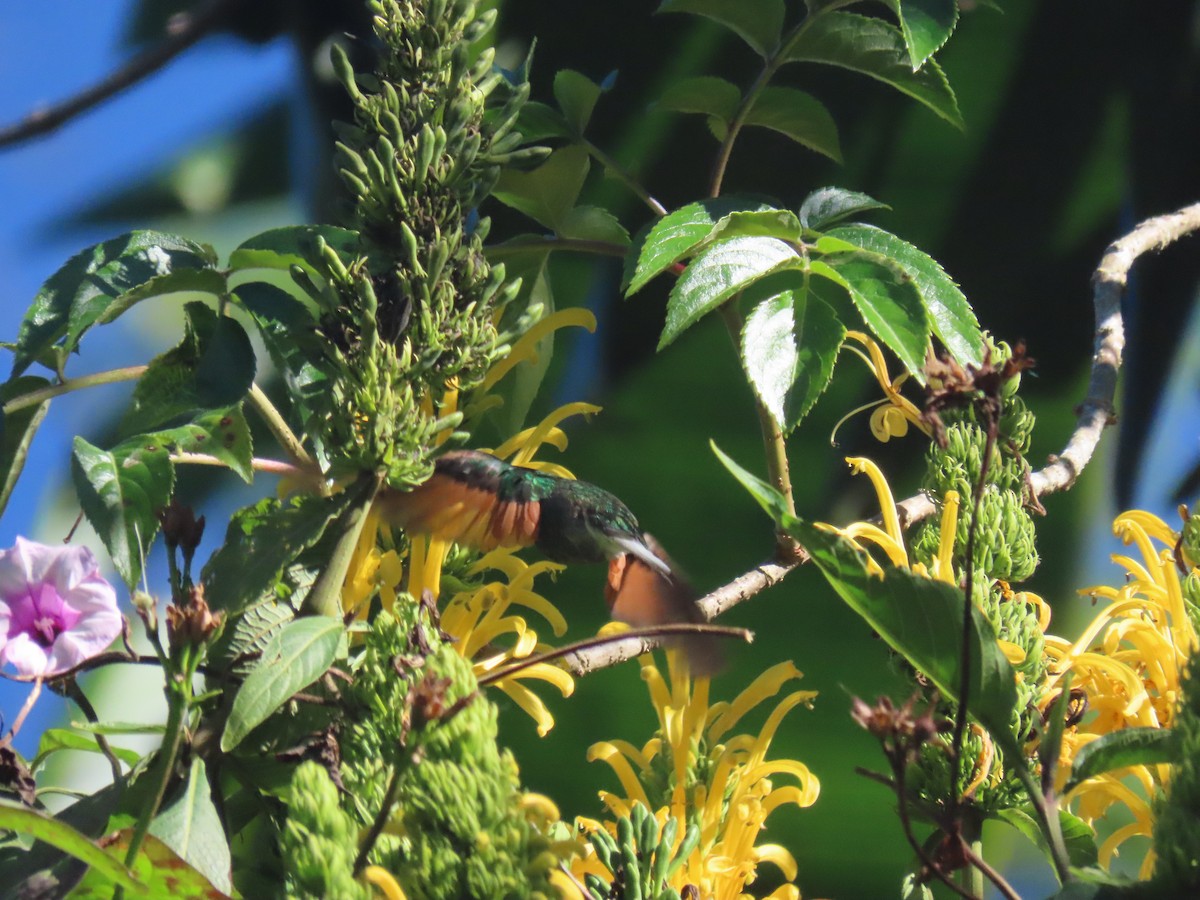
top-left (227, 225), bottom-right (359, 282)
top-left (744, 86), bottom-right (842, 163)
top-left (741, 275), bottom-right (844, 431)
top-left (32, 729), bottom-right (141, 772)
top-left (72, 436), bottom-right (174, 588)
top-left (134, 406), bottom-right (254, 484)
top-left (880, 0), bottom-right (959, 70)
top-left (783, 12), bottom-right (964, 128)
top-left (660, 236), bottom-right (803, 348)
top-left (72, 831), bottom-right (230, 899)
top-left (826, 223), bottom-right (983, 365)
top-left (799, 186), bottom-right (890, 230)
top-left (810, 256), bottom-right (929, 378)
top-left (1063, 727), bottom-right (1178, 795)
top-left (221, 617), bottom-right (345, 752)
top-left (11, 231), bottom-right (218, 377)
top-left (657, 0), bottom-right (785, 57)
top-left (625, 196), bottom-right (776, 295)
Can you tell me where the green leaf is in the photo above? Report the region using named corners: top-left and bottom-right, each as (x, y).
top-left (516, 101), bottom-right (572, 141)
top-left (553, 69), bottom-right (606, 133)
top-left (713, 443), bottom-right (1019, 742)
top-left (783, 12), bottom-right (964, 128)
top-left (0, 376), bottom-right (51, 520)
top-left (227, 225), bottom-right (359, 282)
top-left (660, 236), bottom-right (803, 349)
top-left (221, 617), bottom-right (344, 752)
top-left (559, 205), bottom-right (631, 246)
top-left (656, 76), bottom-right (742, 123)
top-left (0, 801), bottom-right (148, 896)
top-left (826, 224), bottom-right (983, 365)
top-left (744, 86), bottom-right (842, 163)
top-left (69, 720), bottom-right (167, 736)
top-left (708, 208), bottom-right (804, 243)
top-left (134, 406), bottom-right (254, 484)
top-left (201, 494), bottom-right (345, 616)
top-left (149, 758), bottom-right (232, 896)
top-left (881, 0), bottom-right (959, 70)
top-left (810, 256), bottom-right (929, 378)
top-left (624, 196), bottom-right (777, 295)
top-left (799, 186), bottom-right (890, 230)
top-left (657, 0), bottom-right (785, 57)
top-left (83, 269), bottom-right (228, 348)
top-left (122, 302), bottom-right (257, 434)
top-left (741, 276), bottom-right (845, 431)
top-left (996, 807), bottom-right (1098, 871)
top-left (1063, 727), bottom-right (1178, 795)
top-left (493, 145), bottom-right (591, 231)
top-left (32, 728), bottom-right (141, 772)
top-left (71, 831), bottom-right (230, 899)
top-left (72, 436), bottom-right (174, 588)
top-left (11, 231), bottom-right (218, 377)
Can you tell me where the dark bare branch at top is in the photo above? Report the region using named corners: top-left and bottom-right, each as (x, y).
top-left (0, 0), bottom-right (239, 149)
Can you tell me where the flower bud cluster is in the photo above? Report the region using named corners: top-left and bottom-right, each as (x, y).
top-left (1153, 662), bottom-right (1200, 891)
top-left (280, 761), bottom-right (372, 900)
top-left (584, 802), bottom-right (701, 900)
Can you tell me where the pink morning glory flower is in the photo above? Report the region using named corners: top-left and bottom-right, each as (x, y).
top-left (0, 538), bottom-right (123, 677)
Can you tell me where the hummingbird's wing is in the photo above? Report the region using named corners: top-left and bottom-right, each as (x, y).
top-left (605, 534), bottom-right (724, 676)
top-left (380, 450), bottom-right (542, 551)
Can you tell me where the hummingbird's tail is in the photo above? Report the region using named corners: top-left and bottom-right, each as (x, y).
top-left (604, 533), bottom-right (725, 676)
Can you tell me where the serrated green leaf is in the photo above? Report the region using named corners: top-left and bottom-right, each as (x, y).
top-left (559, 205), bottom-right (631, 245)
top-left (83, 269), bottom-right (228, 350)
top-left (660, 236), bottom-right (803, 349)
top-left (709, 208), bottom-right (804, 243)
top-left (713, 443), bottom-right (1019, 744)
top-left (624, 196), bottom-right (776, 295)
top-left (149, 758), bottom-right (231, 896)
top-left (72, 436), bottom-right (174, 588)
top-left (0, 376), bottom-right (51, 519)
top-left (799, 186), bottom-right (890, 229)
top-left (221, 617), bottom-right (344, 752)
top-left (655, 76), bottom-right (742, 122)
top-left (744, 86), bottom-right (842, 162)
top-left (996, 807), bottom-right (1098, 871)
top-left (516, 101), bottom-right (572, 141)
top-left (657, 0), bottom-right (785, 57)
top-left (227, 225), bottom-right (359, 282)
top-left (11, 231), bottom-right (218, 377)
top-left (784, 12), bottom-right (964, 128)
top-left (826, 223), bottom-right (982, 365)
top-left (201, 494), bottom-right (344, 617)
top-left (32, 728), bottom-right (142, 772)
top-left (1063, 727), bottom-right (1178, 795)
top-left (0, 801), bottom-right (148, 896)
top-left (741, 277), bottom-right (845, 431)
top-left (810, 256), bottom-right (929, 379)
top-left (553, 69), bottom-right (605, 133)
top-left (493, 145), bottom-right (591, 231)
top-left (134, 406), bottom-right (254, 483)
top-left (881, 0), bottom-right (960, 70)
top-left (122, 303), bottom-right (256, 435)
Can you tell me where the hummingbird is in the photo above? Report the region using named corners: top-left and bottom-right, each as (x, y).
top-left (379, 449), bottom-right (721, 673)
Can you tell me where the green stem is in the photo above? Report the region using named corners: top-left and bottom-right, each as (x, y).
top-left (580, 137), bottom-right (668, 217)
top-left (486, 236), bottom-right (629, 260)
top-left (247, 383), bottom-right (313, 469)
top-left (1, 365), bottom-right (147, 415)
top-left (169, 451), bottom-right (322, 485)
top-left (1013, 758), bottom-right (1071, 883)
top-left (122, 676), bottom-right (188, 872)
top-left (718, 303), bottom-right (799, 559)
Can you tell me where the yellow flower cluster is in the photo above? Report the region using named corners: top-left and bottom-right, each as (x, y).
top-left (1044, 510), bottom-right (1199, 876)
top-left (572, 650), bottom-right (820, 899)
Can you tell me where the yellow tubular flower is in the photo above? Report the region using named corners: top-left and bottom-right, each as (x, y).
top-left (839, 331), bottom-right (932, 442)
top-left (578, 651), bottom-right (820, 899)
top-left (1043, 509), bottom-right (1199, 876)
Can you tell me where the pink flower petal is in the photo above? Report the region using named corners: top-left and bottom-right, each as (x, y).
top-left (0, 633), bottom-right (50, 677)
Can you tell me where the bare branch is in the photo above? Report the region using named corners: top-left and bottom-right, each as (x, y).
top-left (0, 0), bottom-right (238, 149)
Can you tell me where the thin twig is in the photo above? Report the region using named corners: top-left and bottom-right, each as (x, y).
top-left (892, 759), bottom-right (978, 900)
top-left (1, 676), bottom-right (44, 743)
top-left (247, 383), bottom-right (314, 469)
top-left (169, 451), bottom-right (324, 486)
top-left (65, 681), bottom-right (125, 789)
top-left (0, 0), bottom-right (239, 148)
top-left (897, 201), bottom-right (1200, 528)
top-left (1, 366), bottom-right (147, 415)
top-left (581, 137), bottom-right (668, 217)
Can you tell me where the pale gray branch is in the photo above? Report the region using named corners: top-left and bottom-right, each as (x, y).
top-left (566, 201), bottom-right (1200, 677)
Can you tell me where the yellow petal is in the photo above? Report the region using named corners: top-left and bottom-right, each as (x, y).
top-left (845, 457), bottom-right (903, 548)
top-left (363, 866), bottom-right (408, 900)
top-left (588, 742), bottom-right (652, 809)
top-left (495, 661), bottom-right (575, 697)
top-left (753, 843), bottom-right (799, 881)
top-left (708, 661), bottom-right (804, 743)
